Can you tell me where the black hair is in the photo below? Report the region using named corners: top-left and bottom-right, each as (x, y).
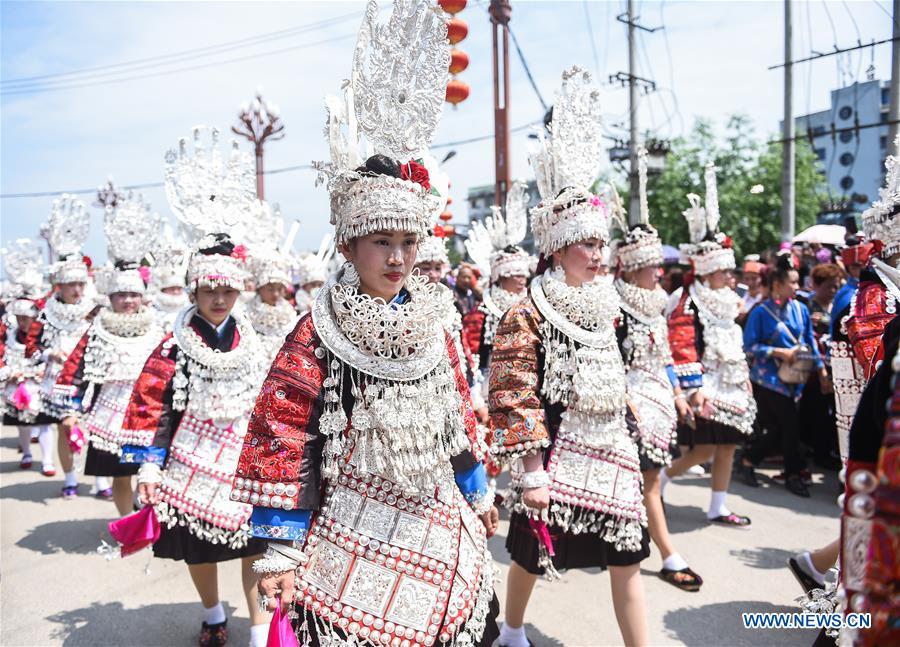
top-left (113, 260), bottom-right (139, 271)
top-left (769, 253), bottom-right (796, 286)
top-left (198, 232), bottom-right (235, 256)
top-left (354, 154), bottom-right (401, 179)
top-left (502, 244), bottom-right (522, 255)
top-left (553, 186), bottom-right (588, 212)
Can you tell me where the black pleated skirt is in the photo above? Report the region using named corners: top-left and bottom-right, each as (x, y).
top-left (83, 444), bottom-right (139, 477)
top-left (676, 416), bottom-right (745, 447)
top-left (152, 523), bottom-right (265, 565)
top-left (506, 510), bottom-right (650, 576)
top-left (4, 411), bottom-right (57, 426)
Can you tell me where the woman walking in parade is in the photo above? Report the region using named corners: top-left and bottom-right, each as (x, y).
top-left (120, 128), bottom-right (270, 647)
top-left (233, 3), bottom-right (500, 645)
top-left (610, 150), bottom-right (701, 592)
top-left (662, 164), bottom-right (756, 526)
top-left (490, 66), bottom-right (649, 647)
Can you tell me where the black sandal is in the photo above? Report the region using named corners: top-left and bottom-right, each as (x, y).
top-left (659, 567), bottom-right (703, 592)
top-left (708, 513), bottom-right (751, 527)
top-left (787, 557), bottom-right (822, 595)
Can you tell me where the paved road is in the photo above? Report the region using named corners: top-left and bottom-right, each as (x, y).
top-left (1, 426), bottom-right (838, 646)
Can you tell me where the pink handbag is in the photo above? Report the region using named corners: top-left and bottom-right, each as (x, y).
top-left (107, 506), bottom-right (161, 557)
top-left (267, 602), bottom-right (299, 647)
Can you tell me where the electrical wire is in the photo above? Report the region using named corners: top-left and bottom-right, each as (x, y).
top-left (2, 33), bottom-right (356, 96)
top-left (2, 11), bottom-right (362, 90)
top-left (506, 24), bottom-right (549, 112)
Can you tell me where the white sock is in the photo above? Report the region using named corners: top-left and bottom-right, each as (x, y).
top-left (38, 426), bottom-right (55, 468)
top-left (17, 427), bottom-right (32, 457)
top-left (30, 428), bottom-right (39, 440)
top-left (659, 468), bottom-right (671, 498)
top-left (249, 623), bottom-right (269, 647)
top-left (662, 553), bottom-right (689, 571)
top-left (64, 471), bottom-right (78, 487)
top-left (203, 602), bottom-right (226, 626)
top-left (499, 622), bottom-right (529, 647)
top-left (96, 476), bottom-right (112, 491)
top-left (707, 490), bottom-right (730, 519)
top-left (798, 551), bottom-right (827, 586)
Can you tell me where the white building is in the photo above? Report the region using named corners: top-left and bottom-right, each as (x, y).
top-left (791, 79), bottom-right (891, 222)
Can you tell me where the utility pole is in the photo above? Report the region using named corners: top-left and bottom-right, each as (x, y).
top-left (889, 0), bottom-right (900, 152)
top-left (613, 4), bottom-right (658, 225)
top-left (627, 0), bottom-right (640, 224)
top-left (781, 0), bottom-right (795, 242)
top-left (490, 0), bottom-right (512, 210)
top-left (232, 89), bottom-right (285, 201)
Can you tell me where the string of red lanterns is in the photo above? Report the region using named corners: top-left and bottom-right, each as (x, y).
top-left (441, 0), bottom-right (470, 107)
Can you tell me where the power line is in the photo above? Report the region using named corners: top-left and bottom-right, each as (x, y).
top-left (506, 24), bottom-right (549, 112)
top-left (1, 33), bottom-right (356, 96)
top-left (0, 123), bottom-right (547, 199)
top-left (1, 11), bottom-right (362, 89)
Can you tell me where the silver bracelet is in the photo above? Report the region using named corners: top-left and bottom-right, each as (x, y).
top-left (674, 393), bottom-right (687, 401)
top-left (468, 485), bottom-right (496, 516)
top-left (517, 470), bottom-right (551, 489)
top-left (136, 463), bottom-right (162, 485)
top-left (252, 544), bottom-right (300, 575)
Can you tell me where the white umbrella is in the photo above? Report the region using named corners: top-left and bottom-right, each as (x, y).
top-left (792, 224), bottom-right (846, 246)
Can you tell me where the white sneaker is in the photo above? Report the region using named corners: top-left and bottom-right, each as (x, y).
top-left (686, 464), bottom-right (706, 476)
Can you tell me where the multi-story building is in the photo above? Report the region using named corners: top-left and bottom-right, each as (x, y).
top-left (791, 79), bottom-right (891, 222)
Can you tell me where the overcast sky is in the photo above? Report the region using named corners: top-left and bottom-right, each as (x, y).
top-left (1, 0), bottom-right (894, 264)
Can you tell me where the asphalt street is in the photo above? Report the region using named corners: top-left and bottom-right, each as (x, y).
top-left (0, 426), bottom-right (839, 646)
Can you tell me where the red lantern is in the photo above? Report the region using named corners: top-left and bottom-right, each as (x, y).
top-left (438, 0), bottom-right (467, 15)
top-left (447, 18), bottom-right (468, 45)
top-left (440, 210), bottom-right (453, 222)
top-left (449, 49), bottom-right (469, 74)
top-left (446, 196), bottom-right (453, 206)
top-left (445, 79), bottom-right (470, 106)
top-left (443, 224), bottom-right (456, 236)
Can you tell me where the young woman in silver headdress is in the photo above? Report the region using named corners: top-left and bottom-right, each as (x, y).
top-left (609, 151), bottom-right (701, 592)
top-left (490, 67), bottom-right (648, 647)
top-left (234, 4), bottom-right (500, 646)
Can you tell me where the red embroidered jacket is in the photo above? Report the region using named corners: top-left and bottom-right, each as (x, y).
top-left (666, 289), bottom-right (704, 389)
top-left (846, 280), bottom-right (895, 381)
top-left (233, 314), bottom-right (485, 513)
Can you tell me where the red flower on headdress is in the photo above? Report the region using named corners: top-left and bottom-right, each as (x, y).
top-left (400, 160), bottom-right (431, 191)
top-left (82, 255), bottom-right (93, 269)
top-left (34, 298), bottom-right (46, 311)
top-left (433, 225), bottom-right (447, 238)
top-left (722, 236), bottom-right (733, 249)
top-left (231, 244), bottom-right (247, 262)
top-left (138, 266), bottom-right (151, 284)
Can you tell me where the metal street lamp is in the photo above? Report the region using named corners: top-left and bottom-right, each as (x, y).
top-left (232, 89), bottom-right (285, 200)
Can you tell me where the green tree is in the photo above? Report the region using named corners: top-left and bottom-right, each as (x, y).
top-left (617, 115), bottom-right (827, 260)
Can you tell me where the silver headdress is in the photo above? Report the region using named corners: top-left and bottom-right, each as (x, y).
top-left (247, 204), bottom-right (291, 288)
top-left (609, 148), bottom-right (664, 272)
top-left (2, 238), bottom-right (45, 316)
top-left (313, 0), bottom-right (451, 245)
top-left (165, 126), bottom-right (262, 290)
top-left (149, 223), bottom-right (189, 290)
top-left (46, 195), bottom-right (90, 284)
top-left (294, 234), bottom-right (335, 288)
top-left (862, 134), bottom-right (900, 259)
top-left (679, 162), bottom-right (735, 276)
top-left (465, 180), bottom-right (532, 282)
top-left (529, 66), bottom-right (608, 256)
top-left (102, 187), bottom-right (161, 295)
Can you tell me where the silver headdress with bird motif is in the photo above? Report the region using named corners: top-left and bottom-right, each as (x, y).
top-left (313, 0), bottom-right (451, 245)
top-left (465, 180), bottom-right (532, 282)
top-left (45, 194), bottom-right (90, 285)
top-left (164, 126), bottom-right (264, 290)
top-left (528, 66), bottom-right (608, 256)
top-left (679, 162), bottom-right (735, 276)
top-left (609, 148), bottom-right (664, 272)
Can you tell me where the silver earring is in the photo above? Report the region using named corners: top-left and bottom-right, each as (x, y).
top-left (341, 261), bottom-right (360, 288)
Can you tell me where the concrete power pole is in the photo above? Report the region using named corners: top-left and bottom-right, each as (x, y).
top-left (627, 0), bottom-right (641, 225)
top-left (781, 0), bottom-right (795, 242)
top-left (888, 0), bottom-right (900, 152)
